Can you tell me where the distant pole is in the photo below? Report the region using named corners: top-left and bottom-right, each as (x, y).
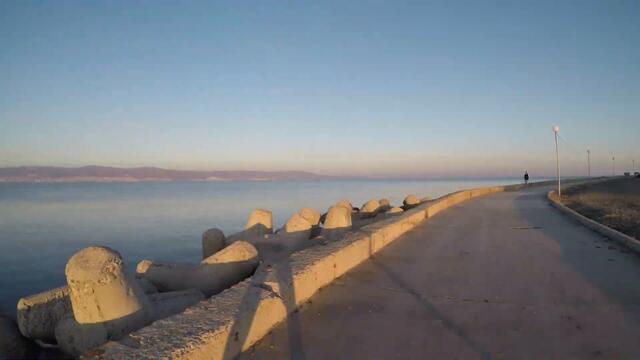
top-left (612, 156), bottom-right (615, 176)
top-left (587, 149), bottom-right (591, 177)
top-left (553, 126), bottom-right (561, 198)
top-left (633, 159), bottom-right (636, 173)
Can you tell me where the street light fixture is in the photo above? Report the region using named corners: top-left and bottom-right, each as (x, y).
top-left (612, 156), bottom-right (615, 176)
top-left (553, 126), bottom-right (561, 198)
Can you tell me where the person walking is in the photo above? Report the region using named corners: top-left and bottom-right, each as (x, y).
top-left (524, 171), bottom-right (529, 185)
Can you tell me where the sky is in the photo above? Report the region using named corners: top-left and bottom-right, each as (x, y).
top-left (1, 0), bottom-right (639, 178)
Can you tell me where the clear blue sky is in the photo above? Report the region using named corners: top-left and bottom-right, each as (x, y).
top-left (1, 0), bottom-right (638, 178)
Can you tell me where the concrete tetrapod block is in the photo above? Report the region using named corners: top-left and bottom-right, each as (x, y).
top-left (402, 194), bottom-right (420, 209)
top-left (137, 241), bottom-right (259, 297)
top-left (147, 289), bottom-right (205, 321)
top-left (65, 246), bottom-right (152, 340)
top-left (387, 206), bottom-right (404, 215)
top-left (202, 228), bottom-right (227, 259)
top-left (360, 199), bottom-right (381, 218)
top-left (16, 279), bottom-right (157, 343)
top-left (16, 286), bottom-right (70, 343)
top-left (284, 213), bottom-right (313, 234)
top-left (335, 199), bottom-right (353, 208)
top-left (55, 315), bottom-right (109, 357)
top-left (47, 288), bottom-right (205, 356)
top-left (136, 278), bottom-right (158, 294)
top-left (321, 205), bottom-right (353, 239)
top-left (298, 208), bottom-right (321, 227)
top-left (227, 209), bottom-right (274, 245)
top-left (245, 209), bottom-right (273, 236)
top-left (334, 199), bottom-right (354, 213)
top-left (298, 207), bottom-right (322, 238)
top-left (379, 198), bottom-right (391, 211)
top-left (275, 214), bottom-right (314, 254)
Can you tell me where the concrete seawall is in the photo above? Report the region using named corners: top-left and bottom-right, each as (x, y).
top-left (90, 180), bottom-right (562, 359)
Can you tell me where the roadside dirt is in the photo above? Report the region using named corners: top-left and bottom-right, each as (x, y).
top-left (563, 177), bottom-right (640, 240)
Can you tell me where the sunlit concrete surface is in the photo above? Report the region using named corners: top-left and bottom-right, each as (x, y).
top-left (240, 186), bottom-right (640, 360)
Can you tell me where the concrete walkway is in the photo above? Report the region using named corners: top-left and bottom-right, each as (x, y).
top-left (239, 186), bottom-right (640, 360)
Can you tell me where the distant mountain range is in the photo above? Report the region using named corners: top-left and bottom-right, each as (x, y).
top-left (0, 166), bottom-right (337, 182)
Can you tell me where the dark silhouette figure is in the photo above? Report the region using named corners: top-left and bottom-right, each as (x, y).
top-left (524, 171), bottom-right (529, 185)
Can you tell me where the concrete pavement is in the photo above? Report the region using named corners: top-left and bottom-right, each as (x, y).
top-left (239, 186), bottom-right (640, 360)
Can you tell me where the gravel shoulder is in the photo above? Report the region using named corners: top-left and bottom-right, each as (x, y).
top-left (563, 177), bottom-right (640, 240)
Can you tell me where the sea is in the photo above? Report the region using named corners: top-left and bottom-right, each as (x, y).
top-left (0, 178), bottom-right (525, 315)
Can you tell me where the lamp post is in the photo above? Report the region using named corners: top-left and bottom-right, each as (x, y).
top-left (612, 156), bottom-right (615, 176)
top-left (587, 149), bottom-right (591, 177)
top-left (553, 126), bottom-right (561, 198)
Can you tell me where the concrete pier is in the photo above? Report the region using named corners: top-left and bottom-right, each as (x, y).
top-left (241, 186), bottom-right (640, 359)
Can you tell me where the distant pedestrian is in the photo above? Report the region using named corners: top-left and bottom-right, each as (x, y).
top-left (524, 171), bottom-right (529, 185)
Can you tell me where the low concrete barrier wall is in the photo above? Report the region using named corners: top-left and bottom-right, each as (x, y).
top-left (90, 180), bottom-right (556, 360)
top-left (547, 183), bottom-right (640, 254)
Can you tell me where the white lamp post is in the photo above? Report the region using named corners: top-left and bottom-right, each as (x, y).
top-left (587, 150), bottom-right (591, 177)
top-left (553, 126), bottom-right (561, 198)
top-left (612, 156), bottom-right (615, 176)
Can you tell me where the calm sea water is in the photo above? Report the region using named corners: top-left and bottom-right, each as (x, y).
top-left (0, 179), bottom-right (522, 315)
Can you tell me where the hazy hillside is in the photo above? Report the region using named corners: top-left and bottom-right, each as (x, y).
top-left (0, 166), bottom-right (336, 182)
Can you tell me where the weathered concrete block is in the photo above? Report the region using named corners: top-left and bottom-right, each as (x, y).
top-left (360, 199), bottom-right (381, 218)
top-left (139, 241), bottom-right (259, 297)
top-left (148, 289), bottom-right (204, 321)
top-left (388, 206), bottom-right (403, 215)
top-left (245, 209), bottom-right (273, 235)
top-left (446, 191), bottom-right (471, 207)
top-left (332, 234), bottom-right (372, 278)
top-left (274, 213), bottom-right (314, 251)
top-left (16, 286), bottom-right (70, 342)
top-left (321, 205), bottom-right (353, 239)
top-left (299, 207), bottom-right (322, 238)
top-left (66, 246), bottom-right (151, 340)
top-left (323, 205), bottom-right (352, 230)
top-left (55, 315), bottom-right (108, 357)
top-left (403, 194), bottom-right (419, 209)
top-left (202, 228), bottom-right (226, 259)
top-left (290, 247), bottom-right (337, 301)
top-left (56, 288), bottom-right (203, 357)
top-left (335, 199), bottom-right (353, 212)
top-left (137, 278), bottom-right (158, 294)
top-left (426, 198), bottom-right (448, 218)
top-left (284, 213), bottom-right (312, 234)
top-left (298, 208), bottom-right (321, 226)
top-left (379, 198), bottom-right (391, 211)
top-left (16, 278), bottom-right (158, 343)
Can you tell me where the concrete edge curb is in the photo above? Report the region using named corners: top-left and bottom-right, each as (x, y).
top-left (547, 187), bottom-right (640, 254)
top-left (90, 180), bottom-right (554, 360)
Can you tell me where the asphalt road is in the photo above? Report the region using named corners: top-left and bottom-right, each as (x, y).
top-left (239, 186), bottom-right (640, 360)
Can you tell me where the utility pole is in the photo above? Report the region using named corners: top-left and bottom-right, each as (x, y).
top-left (553, 126), bottom-right (561, 198)
top-left (587, 149), bottom-right (591, 177)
